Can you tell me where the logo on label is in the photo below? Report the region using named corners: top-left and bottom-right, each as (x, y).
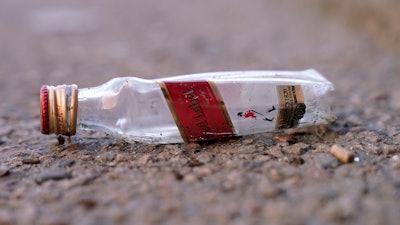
top-left (276, 85), bottom-right (306, 129)
top-left (237, 106), bottom-right (276, 122)
top-left (159, 81), bottom-right (235, 142)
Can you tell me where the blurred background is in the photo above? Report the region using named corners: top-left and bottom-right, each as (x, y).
top-left (1, 0), bottom-right (399, 120)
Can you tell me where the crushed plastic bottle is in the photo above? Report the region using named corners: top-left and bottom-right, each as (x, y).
top-left (40, 69), bottom-right (335, 144)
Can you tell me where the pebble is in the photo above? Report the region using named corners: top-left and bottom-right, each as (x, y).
top-left (284, 156), bottom-right (304, 165)
top-left (363, 143), bottom-right (381, 155)
top-left (115, 154), bottom-right (128, 163)
top-left (79, 155), bottom-right (95, 161)
top-left (0, 125), bottom-right (13, 136)
top-left (242, 138), bottom-right (254, 145)
top-left (391, 162), bottom-right (400, 170)
top-left (0, 209), bottom-right (12, 225)
top-left (284, 143), bottom-right (309, 155)
top-left (78, 197), bottom-right (98, 210)
top-left (188, 159), bottom-right (204, 167)
top-left (273, 134), bottom-right (295, 143)
top-left (58, 159), bottom-right (76, 167)
top-left (186, 142), bottom-right (201, 149)
top-left (35, 168), bottom-right (72, 184)
top-left (268, 146), bottom-right (284, 158)
top-left (312, 125), bottom-right (328, 139)
top-left (368, 90), bottom-right (387, 101)
top-left (163, 144), bottom-right (182, 154)
top-left (258, 179), bottom-right (283, 198)
top-left (22, 157), bottom-right (41, 164)
top-left (57, 135), bottom-right (65, 145)
top-left (0, 166), bottom-right (9, 177)
top-left (194, 166), bottom-right (213, 176)
top-left (139, 154), bottom-right (152, 164)
top-left (313, 144), bottom-right (331, 153)
top-left (313, 153), bottom-right (339, 168)
top-left (268, 168), bottom-right (284, 182)
top-left (183, 173), bottom-right (198, 183)
top-left (196, 153), bottom-right (212, 164)
top-left (157, 152), bottom-right (170, 160)
top-left (382, 144), bottom-right (398, 156)
top-left (390, 155), bottom-right (400, 169)
top-left (357, 131), bottom-right (382, 143)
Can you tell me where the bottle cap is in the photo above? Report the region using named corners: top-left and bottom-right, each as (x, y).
top-left (40, 84), bottom-right (78, 136)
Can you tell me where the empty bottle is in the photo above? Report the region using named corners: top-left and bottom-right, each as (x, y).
top-left (40, 69), bottom-right (335, 144)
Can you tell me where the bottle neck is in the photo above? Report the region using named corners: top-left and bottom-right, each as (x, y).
top-left (75, 85), bottom-right (121, 134)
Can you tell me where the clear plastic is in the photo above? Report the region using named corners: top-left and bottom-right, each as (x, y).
top-left (76, 69), bottom-right (335, 144)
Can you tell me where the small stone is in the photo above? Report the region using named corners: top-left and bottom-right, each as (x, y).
top-left (57, 135), bottom-right (65, 145)
top-left (268, 168), bottom-right (284, 182)
top-left (188, 159), bottom-right (204, 167)
top-left (163, 144), bottom-right (182, 153)
top-left (0, 166), bottom-right (9, 177)
top-left (357, 131), bottom-right (382, 143)
top-left (284, 142), bottom-right (309, 155)
top-left (312, 125), bottom-right (328, 139)
top-left (268, 146), bottom-right (284, 158)
top-left (115, 154), bottom-right (128, 163)
top-left (95, 152), bottom-right (115, 163)
top-left (289, 155), bottom-right (304, 165)
top-left (0, 209), bottom-right (12, 225)
top-left (58, 159), bottom-right (76, 167)
top-left (0, 125), bottom-right (13, 137)
top-left (157, 152), bottom-right (170, 160)
top-left (390, 155), bottom-right (400, 169)
top-left (314, 153), bottom-right (339, 168)
top-left (78, 197), bottom-right (98, 210)
top-left (313, 144), bottom-right (331, 153)
top-left (259, 179), bottom-right (283, 198)
top-left (22, 157), bottom-right (41, 164)
top-left (139, 154), bottom-right (151, 164)
top-left (172, 170), bottom-right (184, 180)
top-left (391, 161), bottom-right (400, 170)
top-left (183, 173), bottom-right (198, 183)
top-left (382, 144), bottom-right (398, 156)
top-left (368, 90), bottom-right (387, 101)
top-left (107, 171), bottom-right (121, 180)
top-left (196, 153), bottom-right (212, 164)
top-left (363, 143), bottom-right (381, 155)
top-left (194, 166), bottom-right (213, 176)
top-left (79, 155), bottom-right (94, 161)
top-left (395, 134), bottom-right (400, 143)
top-left (186, 142), bottom-right (201, 149)
top-left (36, 168), bottom-right (72, 184)
top-left (247, 201), bottom-right (262, 215)
top-left (242, 138), bottom-right (254, 145)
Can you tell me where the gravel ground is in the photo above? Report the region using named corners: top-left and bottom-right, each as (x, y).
top-left (0, 0), bottom-right (399, 224)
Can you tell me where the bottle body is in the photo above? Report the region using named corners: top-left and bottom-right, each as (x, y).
top-left (76, 69), bottom-right (335, 144)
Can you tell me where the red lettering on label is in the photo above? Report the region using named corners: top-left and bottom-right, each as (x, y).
top-left (160, 81), bottom-right (234, 142)
top-left (244, 110), bottom-right (257, 119)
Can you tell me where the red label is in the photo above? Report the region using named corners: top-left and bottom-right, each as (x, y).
top-left (159, 81), bottom-right (234, 142)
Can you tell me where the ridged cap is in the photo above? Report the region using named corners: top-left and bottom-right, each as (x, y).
top-left (40, 84), bottom-right (78, 136)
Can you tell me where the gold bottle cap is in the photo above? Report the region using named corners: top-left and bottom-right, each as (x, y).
top-left (40, 84), bottom-right (78, 136)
